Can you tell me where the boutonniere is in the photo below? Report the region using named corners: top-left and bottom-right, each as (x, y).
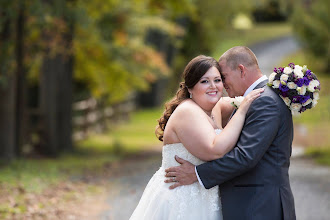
top-left (231, 96), bottom-right (244, 109)
top-left (267, 63), bottom-right (321, 114)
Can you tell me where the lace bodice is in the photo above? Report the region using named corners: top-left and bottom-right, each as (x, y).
top-left (130, 129), bottom-right (223, 220)
top-left (162, 129), bottom-right (222, 168)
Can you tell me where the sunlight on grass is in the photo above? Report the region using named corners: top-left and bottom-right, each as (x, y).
top-left (306, 147), bottom-right (330, 166)
top-left (0, 108), bottom-right (163, 195)
top-left (77, 108), bottom-right (163, 153)
top-left (0, 154), bottom-right (117, 193)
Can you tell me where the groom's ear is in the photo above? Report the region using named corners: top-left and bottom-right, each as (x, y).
top-left (238, 64), bottom-right (246, 78)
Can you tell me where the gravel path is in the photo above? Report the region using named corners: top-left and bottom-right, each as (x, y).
top-left (100, 36), bottom-right (330, 220)
top-left (100, 153), bottom-right (162, 220)
top-left (290, 156), bottom-right (330, 220)
top-left (250, 35), bottom-right (300, 76)
top-left (100, 152), bottom-right (330, 220)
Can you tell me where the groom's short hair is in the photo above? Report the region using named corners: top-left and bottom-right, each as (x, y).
top-left (219, 46), bottom-right (259, 70)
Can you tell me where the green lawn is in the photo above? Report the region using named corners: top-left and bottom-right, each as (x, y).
top-left (0, 108), bottom-right (163, 193)
top-left (0, 108), bottom-right (163, 219)
top-left (77, 108), bottom-right (163, 154)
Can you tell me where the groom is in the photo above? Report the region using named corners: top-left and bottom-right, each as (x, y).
top-left (165, 46), bottom-right (296, 220)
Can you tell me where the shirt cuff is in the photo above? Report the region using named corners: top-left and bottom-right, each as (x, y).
top-left (195, 166), bottom-right (205, 188)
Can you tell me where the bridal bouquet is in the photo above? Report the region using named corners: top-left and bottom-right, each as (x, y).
top-left (267, 63), bottom-right (321, 114)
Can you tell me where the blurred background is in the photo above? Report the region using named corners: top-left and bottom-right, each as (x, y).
top-left (0, 0), bottom-right (329, 219)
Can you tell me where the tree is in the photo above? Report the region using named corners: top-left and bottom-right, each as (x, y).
top-left (38, 0), bottom-right (74, 156)
top-left (15, 0), bottom-right (27, 157)
top-left (291, 0), bottom-right (330, 72)
top-left (0, 1), bottom-right (21, 162)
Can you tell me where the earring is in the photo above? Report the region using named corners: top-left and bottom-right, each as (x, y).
top-left (190, 93), bottom-right (192, 99)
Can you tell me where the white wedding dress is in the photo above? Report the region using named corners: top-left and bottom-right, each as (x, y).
top-left (129, 129), bottom-right (223, 220)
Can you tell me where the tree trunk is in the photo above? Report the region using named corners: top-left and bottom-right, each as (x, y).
top-left (39, 55), bottom-right (60, 156)
top-left (138, 29), bottom-right (176, 107)
top-left (0, 16), bottom-right (16, 162)
top-left (15, 1), bottom-right (27, 157)
top-left (0, 77), bottom-right (16, 162)
top-left (38, 0), bottom-right (74, 156)
top-left (57, 21), bottom-right (73, 152)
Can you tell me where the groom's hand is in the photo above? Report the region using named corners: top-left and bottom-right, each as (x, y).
top-left (164, 155), bottom-right (198, 189)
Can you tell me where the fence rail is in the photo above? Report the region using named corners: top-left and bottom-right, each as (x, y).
top-left (72, 97), bottom-right (136, 141)
top-left (26, 96), bottom-right (136, 147)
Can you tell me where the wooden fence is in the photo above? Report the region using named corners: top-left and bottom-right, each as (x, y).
top-left (72, 96), bottom-right (136, 141)
top-left (26, 96), bottom-right (136, 149)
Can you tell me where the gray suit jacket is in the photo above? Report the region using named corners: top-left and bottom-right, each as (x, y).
top-left (197, 80), bottom-right (296, 220)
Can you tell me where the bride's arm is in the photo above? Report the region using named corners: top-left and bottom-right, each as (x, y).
top-left (174, 89), bottom-right (264, 161)
top-left (212, 97), bottom-right (235, 128)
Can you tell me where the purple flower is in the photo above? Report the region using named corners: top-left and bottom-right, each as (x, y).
top-left (279, 83), bottom-right (289, 92)
top-left (289, 63), bottom-right (295, 69)
top-left (303, 77), bottom-right (310, 86)
top-left (278, 67), bottom-right (284, 73)
top-left (274, 67), bottom-right (278, 73)
top-left (300, 95), bottom-right (310, 104)
top-left (305, 70), bottom-right (313, 80)
top-left (280, 91), bottom-right (288, 97)
top-left (292, 95), bottom-right (301, 103)
top-left (295, 78), bottom-right (304, 87)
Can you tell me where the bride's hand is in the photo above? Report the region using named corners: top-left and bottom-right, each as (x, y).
top-left (238, 88), bottom-right (264, 114)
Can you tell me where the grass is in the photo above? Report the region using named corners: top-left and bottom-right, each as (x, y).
top-left (212, 22), bottom-right (292, 59)
top-left (0, 108), bottom-right (163, 219)
top-left (0, 108), bottom-right (163, 192)
top-left (77, 108), bottom-right (163, 153)
top-left (280, 51), bottom-right (330, 166)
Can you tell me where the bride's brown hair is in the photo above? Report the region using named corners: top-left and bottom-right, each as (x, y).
top-left (155, 55), bottom-right (221, 141)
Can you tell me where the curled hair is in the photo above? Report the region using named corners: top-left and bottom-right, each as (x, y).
top-left (155, 55), bottom-right (221, 141)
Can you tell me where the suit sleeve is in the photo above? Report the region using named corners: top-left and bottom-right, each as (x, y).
top-left (196, 94), bottom-right (281, 189)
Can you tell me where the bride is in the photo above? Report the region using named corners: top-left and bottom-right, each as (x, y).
top-left (129, 55), bottom-right (263, 220)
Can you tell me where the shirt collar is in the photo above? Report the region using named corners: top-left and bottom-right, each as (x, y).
top-left (243, 75), bottom-right (268, 97)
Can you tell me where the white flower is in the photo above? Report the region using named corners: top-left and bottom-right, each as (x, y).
top-left (302, 98), bottom-right (312, 106)
top-left (291, 103), bottom-right (302, 113)
top-left (272, 80), bottom-right (280, 89)
top-left (287, 82), bottom-right (297, 89)
top-left (313, 92), bottom-right (320, 100)
top-left (283, 67), bottom-right (293, 74)
top-left (308, 79), bottom-right (320, 92)
top-left (269, 72), bottom-right (277, 84)
top-left (297, 86), bottom-right (307, 95)
top-left (294, 65), bottom-right (304, 78)
top-left (280, 95), bottom-right (291, 106)
top-left (308, 80), bottom-right (320, 92)
top-left (312, 99), bottom-right (318, 107)
top-left (302, 65), bottom-right (308, 73)
top-left (280, 74), bottom-right (289, 82)
top-left (231, 96), bottom-right (244, 109)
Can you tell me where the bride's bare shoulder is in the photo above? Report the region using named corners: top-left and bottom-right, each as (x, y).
top-left (174, 99), bottom-right (203, 116)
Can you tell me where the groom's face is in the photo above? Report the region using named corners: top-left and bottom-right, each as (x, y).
top-left (218, 60), bottom-right (244, 97)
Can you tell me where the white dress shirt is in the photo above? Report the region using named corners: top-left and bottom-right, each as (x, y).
top-left (195, 75), bottom-right (268, 187)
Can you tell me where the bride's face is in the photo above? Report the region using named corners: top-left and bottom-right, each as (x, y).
top-left (189, 66), bottom-right (223, 111)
